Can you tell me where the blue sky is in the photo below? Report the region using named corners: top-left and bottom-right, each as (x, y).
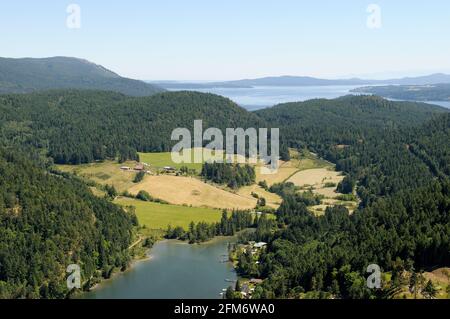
top-left (1, 1), bottom-right (450, 80)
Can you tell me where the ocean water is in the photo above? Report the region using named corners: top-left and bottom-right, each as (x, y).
top-left (168, 85), bottom-right (363, 110)
top-left (168, 85), bottom-right (450, 110)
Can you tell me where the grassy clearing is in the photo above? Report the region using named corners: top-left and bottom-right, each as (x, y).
top-left (138, 148), bottom-right (249, 173)
top-left (381, 268), bottom-right (450, 299)
top-left (128, 175), bottom-right (257, 210)
top-left (287, 168), bottom-right (343, 188)
top-left (255, 160), bottom-right (299, 186)
top-left (115, 197), bottom-right (223, 230)
top-left (281, 150), bottom-right (358, 215)
top-left (255, 149), bottom-right (331, 187)
top-left (293, 149), bottom-right (330, 171)
top-left (237, 184), bottom-right (282, 209)
top-left (287, 168), bottom-right (358, 215)
top-left (138, 150), bottom-right (203, 172)
top-left (57, 160), bottom-right (137, 192)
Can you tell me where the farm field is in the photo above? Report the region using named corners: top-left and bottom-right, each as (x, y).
top-left (138, 150), bottom-right (202, 172)
top-left (255, 149), bottom-right (331, 187)
top-left (56, 149), bottom-right (338, 212)
top-left (423, 268), bottom-right (450, 299)
top-left (128, 175), bottom-right (258, 210)
top-left (57, 160), bottom-right (137, 192)
top-left (138, 148), bottom-right (245, 173)
top-left (115, 197), bottom-right (222, 230)
top-left (255, 160), bottom-right (299, 186)
top-left (287, 168), bottom-right (343, 189)
top-left (237, 184), bottom-right (282, 209)
top-left (284, 154), bottom-right (358, 215)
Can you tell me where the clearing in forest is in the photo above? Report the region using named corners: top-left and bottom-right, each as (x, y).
top-left (128, 175), bottom-right (257, 210)
top-left (115, 197), bottom-right (223, 230)
top-left (57, 160), bottom-right (137, 192)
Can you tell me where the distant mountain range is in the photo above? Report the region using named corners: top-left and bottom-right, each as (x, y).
top-left (151, 73), bottom-right (450, 89)
top-left (0, 57), bottom-right (163, 96)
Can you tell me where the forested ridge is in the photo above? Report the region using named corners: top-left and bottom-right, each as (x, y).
top-left (0, 90), bottom-right (264, 164)
top-left (256, 96), bottom-right (449, 205)
top-left (0, 147), bottom-right (137, 298)
top-left (234, 99), bottom-right (450, 298)
top-left (0, 57), bottom-right (163, 96)
top-left (0, 88), bottom-right (449, 299)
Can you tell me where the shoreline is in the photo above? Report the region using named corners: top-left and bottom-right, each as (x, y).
top-left (86, 253), bottom-right (154, 293)
top-left (81, 235), bottom-right (238, 297)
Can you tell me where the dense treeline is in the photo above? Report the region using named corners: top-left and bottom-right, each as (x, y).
top-left (238, 179), bottom-right (450, 299)
top-left (256, 95), bottom-right (447, 154)
top-left (0, 90), bottom-right (264, 164)
top-left (257, 96), bottom-right (449, 206)
top-left (0, 148), bottom-right (137, 298)
top-left (1, 88), bottom-right (449, 300)
top-left (201, 162), bottom-right (255, 189)
top-left (166, 211), bottom-right (263, 243)
top-left (236, 104), bottom-right (450, 298)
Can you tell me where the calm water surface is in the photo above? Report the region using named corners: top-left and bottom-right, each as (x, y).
top-left (169, 85), bottom-right (362, 110)
top-left (83, 238), bottom-right (236, 299)
top-left (169, 85), bottom-right (450, 110)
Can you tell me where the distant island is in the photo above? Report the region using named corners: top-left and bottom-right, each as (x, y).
top-left (352, 83), bottom-right (450, 102)
top-left (150, 73), bottom-right (450, 89)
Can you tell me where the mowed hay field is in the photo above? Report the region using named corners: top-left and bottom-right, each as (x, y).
top-left (237, 184), bottom-right (282, 209)
top-left (287, 168), bottom-right (343, 191)
top-left (255, 160), bottom-right (299, 186)
top-left (255, 149), bottom-right (330, 187)
top-left (128, 175), bottom-right (257, 210)
top-left (115, 197), bottom-right (222, 230)
top-left (287, 167), bottom-right (359, 215)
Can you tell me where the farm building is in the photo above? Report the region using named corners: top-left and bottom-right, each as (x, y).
top-left (134, 163), bottom-right (144, 171)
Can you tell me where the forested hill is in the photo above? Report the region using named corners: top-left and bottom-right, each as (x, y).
top-left (256, 95), bottom-right (449, 205)
top-left (240, 108), bottom-right (450, 299)
top-left (0, 57), bottom-right (163, 96)
top-left (0, 88), bottom-right (449, 299)
top-left (0, 90), bottom-right (265, 164)
top-left (256, 95), bottom-right (448, 151)
top-left (1, 92), bottom-right (447, 166)
top-left (0, 147), bottom-right (137, 298)
top-left (352, 84), bottom-right (450, 102)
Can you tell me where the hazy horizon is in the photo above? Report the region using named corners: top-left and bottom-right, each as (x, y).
top-left (2, 0), bottom-right (450, 81)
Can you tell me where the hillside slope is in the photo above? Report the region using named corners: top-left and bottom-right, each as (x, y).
top-left (0, 148), bottom-right (137, 298)
top-left (256, 95), bottom-right (448, 149)
top-left (0, 57), bottom-right (163, 96)
top-left (0, 90), bottom-right (265, 164)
